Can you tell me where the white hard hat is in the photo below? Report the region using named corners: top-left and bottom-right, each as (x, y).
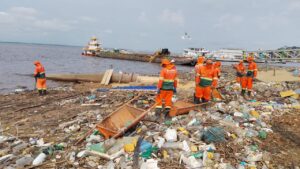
top-left (171, 59), bottom-right (175, 63)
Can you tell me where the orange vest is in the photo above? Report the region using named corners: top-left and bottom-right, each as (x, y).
top-left (194, 63), bottom-right (203, 74)
top-left (34, 64), bottom-right (46, 79)
top-left (235, 63), bottom-right (245, 77)
top-left (246, 62), bottom-right (257, 77)
top-left (158, 64), bottom-right (178, 90)
top-left (196, 65), bottom-right (218, 87)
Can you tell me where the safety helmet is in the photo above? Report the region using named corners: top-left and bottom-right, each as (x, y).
top-left (170, 59), bottom-right (175, 63)
top-left (215, 61), bottom-right (221, 67)
top-left (247, 56), bottom-right (254, 62)
top-left (206, 59), bottom-right (213, 65)
top-left (34, 60), bottom-right (40, 65)
top-left (197, 56), bottom-right (205, 64)
top-left (161, 58), bottom-right (171, 66)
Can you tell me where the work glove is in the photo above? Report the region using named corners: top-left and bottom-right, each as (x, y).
top-left (173, 88), bottom-right (177, 94)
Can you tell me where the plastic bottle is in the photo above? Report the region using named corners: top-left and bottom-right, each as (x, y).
top-left (157, 137), bottom-right (165, 148)
top-left (162, 142), bottom-right (182, 149)
top-left (139, 140), bottom-right (152, 153)
top-left (32, 153), bottom-right (47, 165)
top-left (107, 143), bottom-right (124, 155)
top-left (69, 152), bottom-right (76, 162)
top-left (164, 128), bottom-right (177, 142)
top-left (16, 155), bottom-right (33, 168)
top-left (102, 138), bottom-right (116, 151)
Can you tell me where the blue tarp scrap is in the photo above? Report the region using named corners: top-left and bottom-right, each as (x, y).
top-left (97, 86), bottom-right (157, 92)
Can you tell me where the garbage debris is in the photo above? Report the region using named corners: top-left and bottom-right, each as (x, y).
top-left (0, 66), bottom-right (299, 168)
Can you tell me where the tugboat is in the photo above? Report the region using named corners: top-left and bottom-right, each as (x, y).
top-left (82, 37), bottom-right (101, 56)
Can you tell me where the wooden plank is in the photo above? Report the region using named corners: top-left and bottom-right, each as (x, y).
top-left (101, 69), bottom-right (114, 85)
top-left (105, 69), bottom-right (114, 85)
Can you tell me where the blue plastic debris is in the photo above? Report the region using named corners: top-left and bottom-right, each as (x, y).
top-left (97, 86), bottom-right (157, 92)
top-left (202, 127), bottom-right (226, 143)
top-left (112, 85), bottom-right (157, 91)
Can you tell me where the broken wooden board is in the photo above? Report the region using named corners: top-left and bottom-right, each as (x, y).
top-left (101, 69), bottom-right (114, 85)
top-left (257, 69), bottom-right (300, 82)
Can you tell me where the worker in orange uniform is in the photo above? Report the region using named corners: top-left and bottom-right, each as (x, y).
top-left (213, 61), bottom-right (221, 86)
top-left (243, 56), bottom-right (258, 96)
top-left (155, 59), bottom-right (178, 119)
top-left (194, 56), bottom-right (205, 103)
top-left (34, 61), bottom-right (47, 95)
top-left (234, 60), bottom-right (245, 83)
top-left (233, 60), bottom-right (247, 95)
top-left (195, 59), bottom-right (218, 103)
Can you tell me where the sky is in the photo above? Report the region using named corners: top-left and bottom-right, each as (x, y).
top-left (0, 0), bottom-right (299, 52)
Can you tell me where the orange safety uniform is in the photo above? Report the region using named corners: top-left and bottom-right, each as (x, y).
top-left (195, 60), bottom-right (218, 102)
top-left (194, 56), bottom-right (205, 74)
top-left (34, 61), bottom-right (47, 91)
top-left (213, 61), bottom-right (221, 87)
top-left (234, 61), bottom-right (246, 84)
top-left (194, 56), bottom-right (205, 98)
top-left (242, 57), bottom-right (257, 93)
top-left (156, 61), bottom-right (178, 109)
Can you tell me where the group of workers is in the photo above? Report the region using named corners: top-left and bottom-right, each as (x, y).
top-left (33, 54), bottom-right (257, 121)
top-left (155, 54), bottom-right (258, 119)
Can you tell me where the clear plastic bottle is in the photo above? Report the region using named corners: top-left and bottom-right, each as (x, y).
top-left (32, 153), bottom-right (47, 165)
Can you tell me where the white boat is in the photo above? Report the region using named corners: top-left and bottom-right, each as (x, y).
top-left (209, 49), bottom-right (245, 62)
top-left (82, 37), bottom-right (102, 56)
top-left (183, 48), bottom-right (209, 58)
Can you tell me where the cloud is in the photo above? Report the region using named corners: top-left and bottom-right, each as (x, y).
top-left (9, 6), bottom-right (37, 16)
top-left (34, 19), bottom-right (72, 31)
top-left (139, 32), bottom-right (148, 37)
top-left (104, 29), bottom-right (113, 34)
top-left (214, 14), bottom-right (244, 29)
top-left (159, 9), bottom-right (185, 26)
top-left (138, 12), bottom-right (147, 22)
top-left (287, 0), bottom-right (300, 10)
top-left (0, 6), bottom-right (74, 32)
top-left (79, 16), bottom-right (97, 22)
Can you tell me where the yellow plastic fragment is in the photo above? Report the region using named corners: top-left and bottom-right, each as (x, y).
top-left (280, 90), bottom-right (296, 97)
top-left (250, 110), bottom-right (260, 118)
top-left (178, 127), bottom-right (189, 135)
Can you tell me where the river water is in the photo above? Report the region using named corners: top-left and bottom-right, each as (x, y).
top-left (0, 43), bottom-right (299, 94)
top-left (0, 43), bottom-right (190, 93)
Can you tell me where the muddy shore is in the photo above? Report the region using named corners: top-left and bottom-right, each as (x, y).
top-left (0, 65), bottom-right (299, 168)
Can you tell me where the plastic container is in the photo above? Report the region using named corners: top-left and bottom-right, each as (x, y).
top-left (164, 128), bottom-right (177, 142)
top-left (157, 137), bottom-right (165, 148)
top-left (32, 153), bottom-right (47, 165)
top-left (88, 143), bottom-right (105, 153)
top-left (162, 142), bottom-right (183, 149)
top-left (16, 155), bottom-right (33, 168)
top-left (140, 140), bottom-right (152, 153)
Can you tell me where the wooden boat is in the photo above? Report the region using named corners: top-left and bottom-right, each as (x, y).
top-left (95, 51), bottom-right (194, 65)
top-left (96, 95), bottom-right (155, 139)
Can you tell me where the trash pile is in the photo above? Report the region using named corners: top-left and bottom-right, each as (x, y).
top-left (0, 80), bottom-right (299, 168)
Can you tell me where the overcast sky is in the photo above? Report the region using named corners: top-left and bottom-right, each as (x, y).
top-left (0, 0), bottom-right (299, 52)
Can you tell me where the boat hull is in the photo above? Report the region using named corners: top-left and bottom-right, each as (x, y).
top-left (88, 51), bottom-right (194, 65)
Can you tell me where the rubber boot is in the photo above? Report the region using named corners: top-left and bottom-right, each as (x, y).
top-left (164, 108), bottom-right (171, 121)
top-left (155, 108), bottom-right (162, 121)
top-left (241, 89), bottom-right (246, 96)
top-left (42, 90), bottom-right (47, 95)
top-left (194, 97), bottom-right (200, 104)
top-left (38, 90), bottom-right (43, 96)
top-left (247, 91), bottom-right (252, 97)
top-left (202, 99), bottom-right (209, 103)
